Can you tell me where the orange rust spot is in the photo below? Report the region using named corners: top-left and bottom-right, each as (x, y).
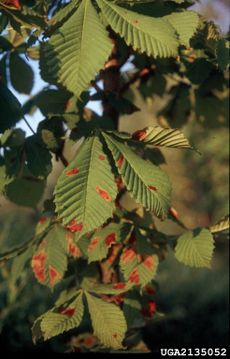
top-left (96, 186), bottom-right (112, 202)
top-left (115, 176), bottom-right (123, 189)
top-left (3, 0), bottom-right (21, 10)
top-left (116, 155), bottom-right (124, 168)
top-left (113, 333), bottom-right (118, 339)
top-left (148, 300), bottom-right (156, 314)
top-left (143, 256), bottom-right (154, 270)
top-left (132, 129), bottom-right (147, 141)
top-left (67, 219), bottom-right (83, 233)
top-left (169, 207), bottom-right (179, 220)
top-left (105, 233), bottom-right (116, 247)
top-left (140, 68), bottom-right (150, 77)
top-left (148, 185), bottom-right (157, 191)
top-left (49, 265), bottom-right (62, 287)
top-left (38, 216), bottom-right (47, 224)
top-left (66, 233), bottom-right (81, 258)
top-left (59, 307), bottom-right (75, 317)
top-left (98, 154), bottom-right (106, 160)
top-left (31, 250), bottom-right (47, 283)
top-left (84, 336), bottom-right (97, 347)
top-left (128, 232), bottom-right (136, 244)
top-left (113, 282), bottom-right (126, 289)
top-left (145, 285), bottom-right (155, 295)
top-left (66, 167), bottom-right (79, 177)
top-left (129, 268), bottom-right (140, 284)
top-left (133, 19), bottom-right (139, 25)
top-left (88, 236), bottom-right (101, 252)
top-left (104, 58), bottom-right (119, 69)
top-left (121, 248), bottom-right (136, 263)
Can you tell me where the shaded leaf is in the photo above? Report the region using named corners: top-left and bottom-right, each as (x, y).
top-left (85, 291), bottom-right (127, 349)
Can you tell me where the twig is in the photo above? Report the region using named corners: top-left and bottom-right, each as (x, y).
top-left (23, 115), bottom-right (35, 135)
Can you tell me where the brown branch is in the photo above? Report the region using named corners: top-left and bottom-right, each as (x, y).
top-left (120, 67), bottom-right (153, 95)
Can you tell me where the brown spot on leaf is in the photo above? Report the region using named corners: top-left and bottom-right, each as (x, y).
top-left (148, 185), bottom-right (157, 191)
top-left (66, 167), bottom-right (79, 177)
top-left (132, 129), bottom-right (147, 141)
top-left (66, 233), bottom-right (82, 258)
top-left (96, 186), bottom-right (112, 202)
top-left (116, 155), bottom-right (124, 168)
top-left (129, 268), bottom-right (140, 284)
top-left (88, 237), bottom-right (101, 252)
top-left (3, 0), bottom-right (21, 10)
top-left (31, 250), bottom-right (47, 283)
top-left (113, 282), bottom-right (126, 289)
top-left (67, 219), bottom-right (83, 233)
top-left (105, 233), bottom-right (116, 247)
top-left (38, 216), bottom-right (47, 224)
top-left (121, 248), bottom-right (136, 263)
top-left (98, 154), bottom-right (106, 160)
top-left (59, 307), bottom-right (75, 317)
top-left (143, 256), bottom-right (154, 270)
top-left (115, 176), bottom-right (123, 189)
top-left (148, 300), bottom-right (156, 315)
top-left (49, 265), bottom-right (62, 287)
top-left (145, 285), bottom-right (155, 295)
top-left (84, 336), bottom-right (97, 347)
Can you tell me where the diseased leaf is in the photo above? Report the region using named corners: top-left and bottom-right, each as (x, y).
top-left (54, 135), bottom-right (118, 235)
top-left (33, 292), bottom-right (84, 342)
top-left (175, 228), bottom-right (215, 268)
top-left (31, 224), bottom-right (68, 288)
top-left (102, 132), bottom-right (171, 219)
top-left (132, 126), bottom-right (193, 150)
top-left (85, 291), bottom-right (127, 349)
top-left (87, 222), bottom-right (132, 263)
top-left (97, 0), bottom-right (179, 58)
top-left (120, 247), bottom-right (159, 287)
top-left (40, 0), bottom-right (113, 97)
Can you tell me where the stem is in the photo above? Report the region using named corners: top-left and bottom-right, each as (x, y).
top-left (23, 115), bottom-right (35, 135)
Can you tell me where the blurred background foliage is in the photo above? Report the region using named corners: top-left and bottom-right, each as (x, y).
top-left (0, 0), bottom-right (229, 352)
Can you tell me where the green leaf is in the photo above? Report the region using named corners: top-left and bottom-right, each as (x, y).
top-left (41, 0), bottom-right (112, 97)
top-left (210, 215), bottom-right (229, 234)
top-left (85, 291), bottom-right (127, 349)
top-left (54, 135), bottom-right (118, 235)
top-left (175, 228), bottom-right (215, 268)
top-left (49, 0), bottom-right (80, 27)
top-left (87, 222), bottom-right (132, 263)
top-left (102, 132), bottom-right (171, 219)
top-left (97, 0), bottom-right (179, 58)
top-left (0, 81), bottom-right (22, 133)
top-left (25, 135), bottom-right (52, 178)
top-left (120, 247), bottom-right (159, 287)
top-left (31, 224), bottom-right (68, 287)
top-left (9, 53), bottom-right (34, 94)
top-left (33, 292), bottom-right (84, 341)
top-left (132, 126), bottom-right (193, 150)
top-left (165, 11), bottom-right (199, 47)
